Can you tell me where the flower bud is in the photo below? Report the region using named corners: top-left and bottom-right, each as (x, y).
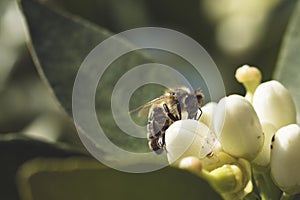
top-left (178, 156), bottom-right (252, 198)
top-left (253, 80), bottom-right (296, 129)
top-left (207, 158), bottom-right (253, 199)
top-left (252, 121), bottom-right (277, 167)
top-left (209, 164), bottom-right (243, 194)
top-left (179, 156), bottom-right (202, 172)
top-left (235, 65), bottom-right (262, 85)
top-left (271, 124), bottom-right (300, 195)
top-left (235, 65), bottom-right (262, 102)
top-left (214, 95), bottom-right (264, 160)
top-left (165, 119), bottom-right (216, 165)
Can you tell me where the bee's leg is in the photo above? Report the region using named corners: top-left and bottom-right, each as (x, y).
top-left (158, 134), bottom-right (168, 153)
top-left (163, 103), bottom-right (179, 121)
top-left (195, 107), bottom-right (203, 120)
top-left (176, 99), bottom-right (182, 120)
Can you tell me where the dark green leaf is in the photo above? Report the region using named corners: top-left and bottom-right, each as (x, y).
top-left (19, 0), bottom-right (112, 114)
top-left (19, 0), bottom-right (154, 153)
top-left (17, 158), bottom-right (221, 200)
top-left (274, 0), bottom-right (300, 118)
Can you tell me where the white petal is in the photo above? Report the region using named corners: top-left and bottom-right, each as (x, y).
top-left (271, 124), bottom-right (300, 195)
top-left (253, 80), bottom-right (296, 129)
top-left (214, 95), bottom-right (263, 160)
top-left (165, 119), bottom-right (216, 165)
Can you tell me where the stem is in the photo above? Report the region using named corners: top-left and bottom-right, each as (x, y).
top-left (280, 192), bottom-right (294, 200)
top-left (252, 166), bottom-right (281, 200)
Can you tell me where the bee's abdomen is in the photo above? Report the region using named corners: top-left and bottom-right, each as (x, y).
top-left (147, 107), bottom-right (170, 139)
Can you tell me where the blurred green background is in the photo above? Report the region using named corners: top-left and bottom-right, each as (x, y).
top-left (0, 0), bottom-right (299, 199)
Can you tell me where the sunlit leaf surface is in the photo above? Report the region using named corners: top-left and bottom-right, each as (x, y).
top-left (274, 0), bottom-right (300, 121)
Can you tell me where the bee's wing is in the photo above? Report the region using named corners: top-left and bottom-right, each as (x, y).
top-left (129, 104), bottom-right (151, 117)
top-left (129, 96), bottom-right (168, 117)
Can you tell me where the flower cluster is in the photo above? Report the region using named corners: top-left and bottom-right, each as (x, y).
top-left (165, 65), bottom-right (299, 200)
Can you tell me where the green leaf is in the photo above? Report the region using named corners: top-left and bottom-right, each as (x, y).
top-left (0, 133), bottom-right (88, 200)
top-left (274, 0), bottom-right (300, 119)
top-left (20, 0), bottom-right (111, 114)
top-left (18, 0), bottom-right (155, 153)
top-left (17, 158), bottom-right (221, 200)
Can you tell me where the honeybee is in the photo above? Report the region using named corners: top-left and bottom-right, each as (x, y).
top-left (130, 87), bottom-right (204, 154)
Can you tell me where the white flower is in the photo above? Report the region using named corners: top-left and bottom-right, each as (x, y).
top-left (213, 95), bottom-right (264, 160)
top-left (253, 80), bottom-right (297, 129)
top-left (165, 119), bottom-right (217, 165)
top-left (271, 124), bottom-right (300, 195)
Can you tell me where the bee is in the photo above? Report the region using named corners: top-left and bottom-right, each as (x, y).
top-left (130, 87), bottom-right (204, 154)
